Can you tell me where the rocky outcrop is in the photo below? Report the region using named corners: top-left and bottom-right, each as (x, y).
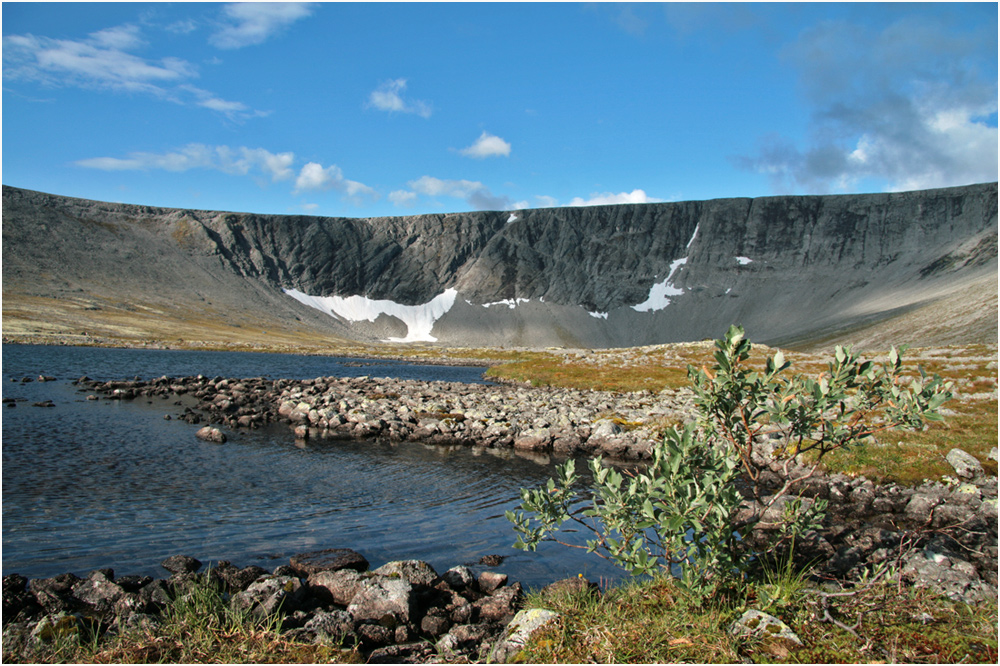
top-left (3, 183), bottom-right (996, 349)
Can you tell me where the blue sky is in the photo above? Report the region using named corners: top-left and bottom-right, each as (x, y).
top-left (3, 2), bottom-right (997, 218)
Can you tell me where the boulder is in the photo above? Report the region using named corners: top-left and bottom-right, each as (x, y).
top-left (946, 448), bottom-right (984, 480)
top-left (160, 555), bottom-right (202, 574)
top-left (478, 571), bottom-right (508, 594)
top-left (307, 569), bottom-right (365, 606)
top-left (195, 426), bottom-right (227, 443)
top-left (230, 575), bottom-right (305, 617)
top-left (473, 583), bottom-right (523, 623)
top-left (730, 609), bottom-right (803, 650)
top-left (346, 577), bottom-right (416, 625)
top-left (489, 608), bottom-right (561, 663)
top-left (290, 548), bottom-right (369, 575)
top-left (372, 560), bottom-right (437, 586)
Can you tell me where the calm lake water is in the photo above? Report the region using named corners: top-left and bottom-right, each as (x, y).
top-left (2, 344), bottom-right (624, 589)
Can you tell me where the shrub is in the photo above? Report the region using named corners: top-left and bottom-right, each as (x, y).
top-left (507, 325), bottom-right (952, 596)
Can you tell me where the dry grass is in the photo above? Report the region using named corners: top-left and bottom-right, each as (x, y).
top-left (519, 574), bottom-right (998, 664)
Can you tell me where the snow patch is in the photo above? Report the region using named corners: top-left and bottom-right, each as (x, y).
top-left (588, 310), bottom-right (609, 319)
top-left (483, 298), bottom-right (529, 310)
top-left (632, 258), bottom-right (688, 312)
top-left (284, 287), bottom-right (457, 343)
top-left (506, 213), bottom-right (519, 224)
top-left (686, 223), bottom-right (700, 250)
top-left (735, 256), bottom-right (753, 265)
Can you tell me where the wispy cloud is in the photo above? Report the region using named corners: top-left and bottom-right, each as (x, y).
top-left (2, 23), bottom-right (267, 120)
top-left (569, 189), bottom-right (660, 206)
top-left (2, 25), bottom-right (194, 95)
top-left (367, 79), bottom-right (432, 118)
top-left (76, 144), bottom-right (295, 182)
top-left (395, 176), bottom-right (516, 211)
top-left (734, 17), bottom-right (998, 192)
top-left (459, 131), bottom-right (511, 159)
top-left (210, 2), bottom-right (315, 49)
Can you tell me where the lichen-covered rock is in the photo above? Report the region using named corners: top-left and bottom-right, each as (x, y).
top-left (230, 576), bottom-right (305, 617)
top-left (946, 448), bottom-right (984, 480)
top-left (346, 577), bottom-right (415, 625)
top-left (730, 609), bottom-right (803, 648)
top-left (372, 560), bottom-right (437, 587)
top-left (490, 608), bottom-right (561, 663)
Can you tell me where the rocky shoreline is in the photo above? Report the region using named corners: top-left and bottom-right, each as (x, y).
top-left (3, 370), bottom-right (996, 662)
top-left (2, 547), bottom-right (557, 663)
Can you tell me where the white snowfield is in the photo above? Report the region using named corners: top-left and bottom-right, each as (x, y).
top-left (631, 257), bottom-right (688, 312)
top-left (284, 287), bottom-right (458, 343)
top-left (482, 297), bottom-right (529, 310)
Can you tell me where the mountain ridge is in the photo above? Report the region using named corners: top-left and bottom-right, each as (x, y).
top-left (2, 182), bottom-right (996, 350)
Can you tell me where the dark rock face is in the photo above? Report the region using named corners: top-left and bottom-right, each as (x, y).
top-left (3, 183), bottom-right (995, 348)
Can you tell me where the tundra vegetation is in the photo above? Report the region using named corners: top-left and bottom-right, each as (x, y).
top-left (506, 326), bottom-right (952, 588)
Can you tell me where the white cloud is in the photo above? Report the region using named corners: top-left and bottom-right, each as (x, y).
top-left (459, 131), bottom-right (511, 158)
top-left (76, 144), bottom-right (295, 182)
top-left (735, 17), bottom-right (998, 193)
top-left (389, 190), bottom-right (418, 207)
top-left (2, 27), bottom-right (195, 95)
top-left (367, 79), bottom-right (432, 118)
top-left (2, 24), bottom-right (265, 119)
top-left (210, 2), bottom-right (315, 49)
top-left (398, 176), bottom-right (517, 211)
top-left (293, 162), bottom-right (377, 201)
top-left (533, 195), bottom-right (559, 208)
top-left (569, 189), bottom-right (659, 206)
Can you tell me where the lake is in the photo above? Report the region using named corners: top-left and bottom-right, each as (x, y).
top-left (1, 344), bottom-right (625, 589)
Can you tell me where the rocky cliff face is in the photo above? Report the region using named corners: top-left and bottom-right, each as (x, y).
top-left (2, 183), bottom-right (996, 349)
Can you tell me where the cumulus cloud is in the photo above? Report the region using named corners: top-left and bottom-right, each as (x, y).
top-left (459, 131), bottom-right (511, 158)
top-left (293, 162), bottom-right (377, 201)
top-left (210, 2), bottom-right (315, 49)
top-left (569, 189), bottom-right (660, 206)
top-left (735, 17), bottom-right (998, 192)
top-left (395, 176), bottom-right (516, 211)
top-left (76, 144), bottom-right (295, 182)
top-left (389, 190), bottom-right (418, 207)
top-left (367, 79), bottom-right (432, 118)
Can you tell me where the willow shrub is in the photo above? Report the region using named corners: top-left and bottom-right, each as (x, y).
top-left (507, 325), bottom-right (952, 597)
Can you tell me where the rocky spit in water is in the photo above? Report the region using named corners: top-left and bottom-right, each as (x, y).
top-left (2, 371), bottom-right (996, 662)
top-left (78, 370), bottom-right (999, 599)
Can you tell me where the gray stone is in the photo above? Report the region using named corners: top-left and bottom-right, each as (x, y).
top-left (346, 577), bottom-right (415, 625)
top-left (303, 609), bottom-right (354, 643)
top-left (307, 569), bottom-right (365, 606)
top-left (490, 608), bottom-right (561, 663)
top-left (477, 570), bottom-right (508, 593)
top-left (730, 609), bottom-right (803, 648)
top-left (160, 554), bottom-right (202, 574)
top-left (946, 448), bottom-right (984, 480)
top-left (441, 565), bottom-right (476, 591)
top-left (230, 575), bottom-right (305, 617)
top-left (290, 548), bottom-right (369, 575)
top-left (372, 560), bottom-right (437, 586)
top-left (195, 426), bottom-right (227, 443)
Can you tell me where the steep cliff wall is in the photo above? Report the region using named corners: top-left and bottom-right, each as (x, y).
top-left (2, 183), bottom-right (996, 349)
